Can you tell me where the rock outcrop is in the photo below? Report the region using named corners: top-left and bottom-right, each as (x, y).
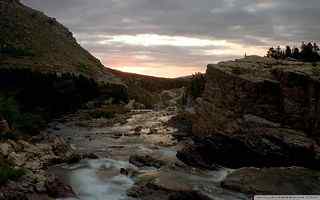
top-left (194, 56), bottom-right (320, 135)
top-left (178, 56), bottom-right (320, 169)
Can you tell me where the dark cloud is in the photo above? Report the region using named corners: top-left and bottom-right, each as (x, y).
top-left (21, 0), bottom-right (320, 77)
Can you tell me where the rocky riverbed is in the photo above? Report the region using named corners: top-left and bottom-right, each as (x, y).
top-left (47, 108), bottom-right (248, 200)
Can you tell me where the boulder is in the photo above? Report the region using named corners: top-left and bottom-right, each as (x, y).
top-left (177, 127), bottom-right (320, 169)
top-left (45, 174), bottom-right (76, 198)
top-left (129, 154), bottom-right (168, 168)
top-left (221, 167), bottom-right (320, 195)
top-left (0, 143), bottom-right (14, 157)
top-left (8, 152), bottom-right (28, 167)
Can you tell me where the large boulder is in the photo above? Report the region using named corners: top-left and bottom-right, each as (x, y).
top-left (177, 126), bottom-right (320, 169)
top-left (221, 167), bottom-right (320, 195)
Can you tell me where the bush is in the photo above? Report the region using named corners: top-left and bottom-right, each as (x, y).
top-left (0, 165), bottom-right (25, 184)
top-left (89, 105), bottom-right (129, 119)
top-left (0, 46), bottom-right (34, 57)
top-left (0, 96), bottom-right (20, 129)
top-left (182, 73), bottom-right (206, 104)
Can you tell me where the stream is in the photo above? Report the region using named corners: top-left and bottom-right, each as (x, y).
top-left (48, 109), bottom-right (248, 200)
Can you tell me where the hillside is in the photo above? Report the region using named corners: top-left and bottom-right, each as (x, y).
top-left (0, 0), bottom-right (118, 83)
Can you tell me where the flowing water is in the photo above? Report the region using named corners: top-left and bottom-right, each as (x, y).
top-left (49, 109), bottom-right (247, 200)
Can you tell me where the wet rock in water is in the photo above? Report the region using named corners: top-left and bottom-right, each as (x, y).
top-left (81, 152), bottom-right (99, 159)
top-left (134, 126), bottom-right (143, 133)
top-left (169, 191), bottom-right (213, 200)
top-left (177, 128), bottom-right (320, 169)
top-left (127, 171), bottom-right (214, 200)
top-left (45, 174), bottom-right (76, 198)
top-left (129, 154), bottom-right (167, 168)
top-left (221, 167), bottom-right (320, 195)
top-left (120, 168), bottom-right (129, 176)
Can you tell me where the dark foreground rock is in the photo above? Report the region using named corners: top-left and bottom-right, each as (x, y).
top-left (0, 134), bottom-right (78, 199)
top-left (221, 167), bottom-right (320, 195)
top-left (129, 154), bottom-right (167, 168)
top-left (177, 127), bottom-right (320, 169)
top-left (0, 173), bottom-right (75, 200)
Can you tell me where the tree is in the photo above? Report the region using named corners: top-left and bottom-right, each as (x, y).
top-left (292, 47), bottom-right (300, 59)
top-left (285, 46), bottom-right (292, 58)
top-left (267, 47), bottom-right (276, 58)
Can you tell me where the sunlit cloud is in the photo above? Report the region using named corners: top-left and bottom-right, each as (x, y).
top-left (97, 34), bottom-right (227, 47)
top-left (23, 0), bottom-right (320, 77)
top-left (114, 65), bottom-right (207, 78)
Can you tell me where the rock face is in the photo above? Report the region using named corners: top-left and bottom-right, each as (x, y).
top-left (0, 0), bottom-right (118, 83)
top-left (194, 56), bottom-right (320, 135)
top-left (221, 167), bottom-right (320, 195)
top-left (178, 56), bottom-right (320, 169)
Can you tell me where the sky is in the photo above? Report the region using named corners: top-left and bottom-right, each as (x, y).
top-left (22, 0), bottom-right (320, 77)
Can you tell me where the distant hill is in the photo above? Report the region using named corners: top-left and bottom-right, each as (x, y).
top-left (105, 67), bottom-right (190, 92)
top-left (0, 0), bottom-right (118, 83)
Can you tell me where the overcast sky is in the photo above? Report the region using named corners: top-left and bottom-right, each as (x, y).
top-left (22, 0), bottom-right (320, 77)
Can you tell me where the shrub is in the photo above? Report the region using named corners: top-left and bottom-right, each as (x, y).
top-left (186, 73), bottom-right (206, 99)
top-left (0, 46), bottom-right (34, 57)
top-left (89, 105), bottom-right (129, 119)
top-left (312, 66), bottom-right (320, 76)
top-left (0, 165), bottom-right (25, 184)
top-left (79, 62), bottom-right (89, 73)
top-left (0, 96), bottom-right (20, 129)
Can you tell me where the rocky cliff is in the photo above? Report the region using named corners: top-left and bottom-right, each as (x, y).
top-left (177, 56), bottom-right (320, 195)
top-left (194, 56), bottom-right (320, 136)
top-left (178, 56), bottom-right (320, 169)
top-left (0, 0), bottom-right (118, 83)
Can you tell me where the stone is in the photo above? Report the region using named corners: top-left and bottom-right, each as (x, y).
top-left (129, 154), bottom-right (167, 168)
top-left (45, 175), bottom-right (76, 198)
top-left (221, 167), bottom-right (320, 195)
top-left (177, 128), bottom-right (320, 169)
top-left (8, 152), bottom-right (28, 167)
top-left (0, 143), bottom-right (14, 157)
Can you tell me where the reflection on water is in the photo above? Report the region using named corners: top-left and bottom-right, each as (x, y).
top-left (55, 159), bottom-right (137, 200)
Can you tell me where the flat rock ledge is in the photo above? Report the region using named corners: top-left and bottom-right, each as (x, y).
top-left (221, 167), bottom-right (320, 195)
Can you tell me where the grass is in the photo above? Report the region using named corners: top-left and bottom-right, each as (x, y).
top-left (0, 165), bottom-right (25, 184)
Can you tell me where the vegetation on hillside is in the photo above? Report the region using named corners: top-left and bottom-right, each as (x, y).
top-left (267, 42), bottom-right (320, 62)
top-left (181, 73), bottom-right (206, 106)
top-left (0, 68), bottom-right (127, 134)
top-left (105, 68), bottom-right (191, 108)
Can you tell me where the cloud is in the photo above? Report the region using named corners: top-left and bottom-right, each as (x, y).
top-left (21, 0), bottom-right (320, 77)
